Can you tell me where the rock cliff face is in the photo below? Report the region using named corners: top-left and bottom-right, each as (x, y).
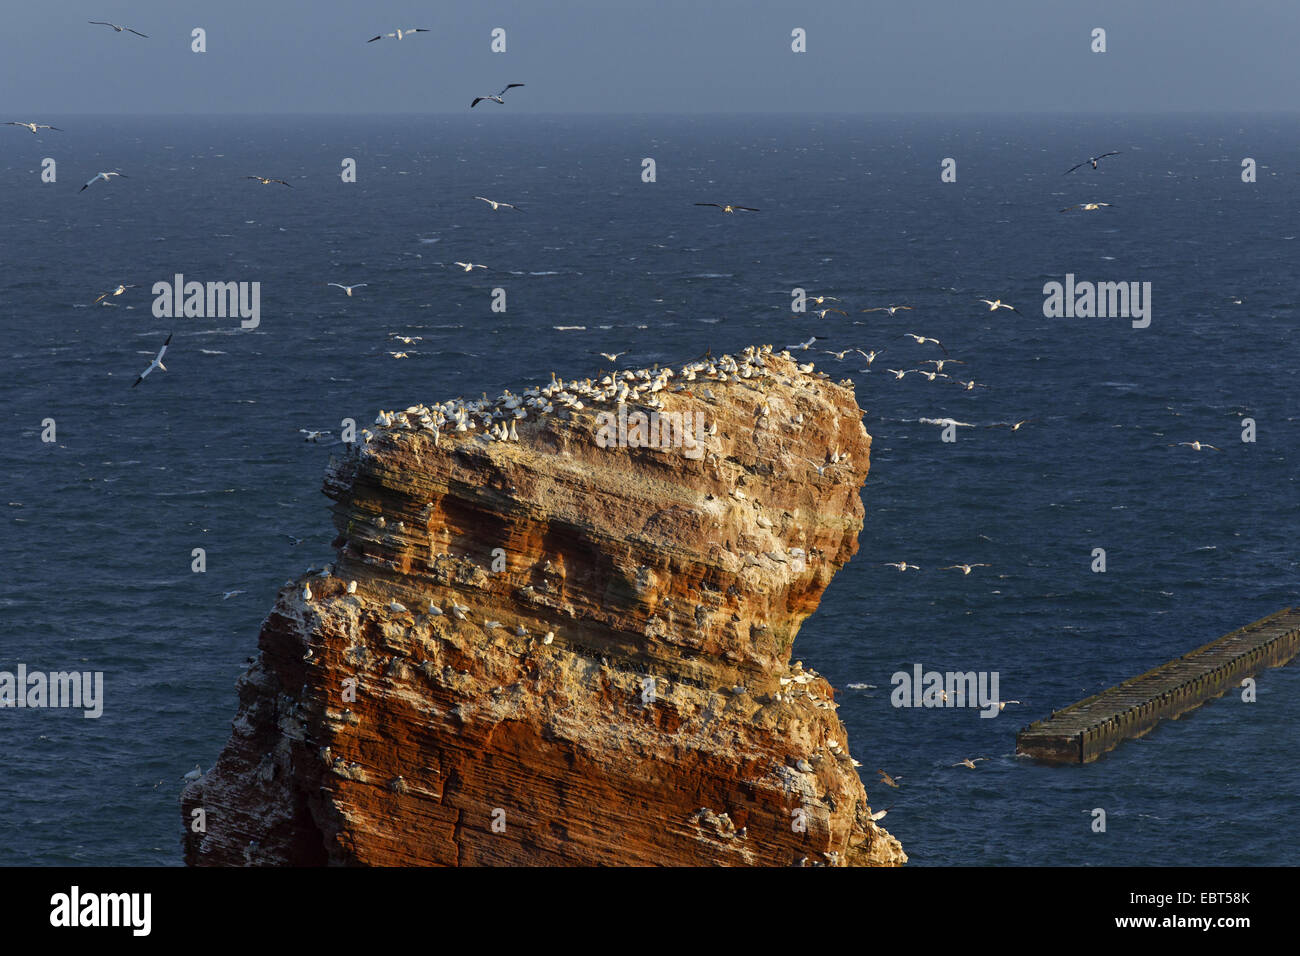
top-left (182, 345), bottom-right (905, 866)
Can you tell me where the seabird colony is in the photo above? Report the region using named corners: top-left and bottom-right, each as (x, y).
top-left (361, 344), bottom-right (837, 452)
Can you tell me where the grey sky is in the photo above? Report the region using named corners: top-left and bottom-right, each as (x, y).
top-left (4, 0), bottom-right (1298, 114)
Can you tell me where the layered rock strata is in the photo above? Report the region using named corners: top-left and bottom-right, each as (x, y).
top-left (183, 345), bottom-right (905, 866)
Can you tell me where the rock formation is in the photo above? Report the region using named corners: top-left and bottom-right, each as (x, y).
top-left (182, 345), bottom-right (905, 866)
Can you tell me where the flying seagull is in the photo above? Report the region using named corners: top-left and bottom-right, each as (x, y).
top-left (452, 262), bottom-right (486, 271)
top-left (1060, 202), bottom-right (1113, 213)
top-left (978, 298), bottom-right (1020, 314)
top-left (246, 176), bottom-right (291, 187)
top-left (695, 203), bottom-right (759, 213)
top-left (327, 283), bottom-right (367, 296)
top-left (1065, 151), bottom-right (1121, 174)
top-left (89, 21), bottom-right (148, 37)
top-left (368, 28), bottom-right (430, 42)
top-left (471, 83), bottom-right (525, 107)
top-left (93, 284), bottom-right (136, 304)
top-left (5, 122), bottom-right (62, 134)
top-left (132, 333), bottom-right (172, 388)
top-left (80, 171), bottom-right (126, 192)
top-left (474, 196), bottom-right (521, 211)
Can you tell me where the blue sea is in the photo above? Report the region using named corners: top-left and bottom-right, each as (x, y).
top-left (1, 114), bottom-right (1296, 865)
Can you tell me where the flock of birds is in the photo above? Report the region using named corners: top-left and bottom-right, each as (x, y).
top-left (23, 22), bottom-right (535, 386)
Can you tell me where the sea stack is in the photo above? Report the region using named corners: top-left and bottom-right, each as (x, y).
top-left (182, 345), bottom-right (905, 866)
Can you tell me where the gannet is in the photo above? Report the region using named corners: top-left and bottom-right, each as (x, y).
top-left (222, 590), bottom-right (245, 600)
top-left (80, 171), bottom-right (126, 192)
top-left (807, 296), bottom-right (839, 304)
top-left (1064, 151), bottom-right (1120, 174)
top-left (1173, 441), bottom-right (1220, 451)
top-left (1060, 202), bottom-right (1113, 213)
top-left (89, 20), bottom-right (148, 37)
top-left (901, 332), bottom-right (949, 354)
top-left (812, 308), bottom-right (847, 318)
top-left (952, 757), bottom-right (988, 769)
top-left (861, 305), bottom-right (912, 315)
top-left (5, 122), bottom-right (62, 134)
top-left (978, 299), bottom-right (1020, 314)
top-left (132, 333), bottom-right (171, 387)
top-left (598, 351), bottom-right (628, 362)
top-left (786, 336), bottom-right (818, 351)
top-left (471, 83), bottom-right (525, 107)
top-left (182, 765), bottom-right (201, 782)
top-left (882, 561), bottom-right (920, 571)
top-left (246, 176), bottom-right (292, 187)
top-left (694, 203), bottom-right (759, 213)
top-left (452, 262), bottom-right (486, 271)
top-left (299, 429), bottom-right (332, 441)
top-left (474, 196), bottom-right (521, 211)
top-left (93, 283), bottom-right (135, 304)
top-left (878, 769), bottom-right (900, 788)
top-left (942, 563), bottom-right (990, 575)
top-left (921, 359), bottom-right (964, 372)
top-left (988, 419), bottom-right (1035, 432)
top-left (368, 28), bottom-right (430, 42)
top-left (327, 283), bottom-right (367, 296)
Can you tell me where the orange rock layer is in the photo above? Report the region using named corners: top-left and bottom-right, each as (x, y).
top-left (182, 346), bottom-right (906, 866)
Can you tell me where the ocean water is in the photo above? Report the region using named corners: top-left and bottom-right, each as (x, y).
top-left (1, 113), bottom-right (1296, 866)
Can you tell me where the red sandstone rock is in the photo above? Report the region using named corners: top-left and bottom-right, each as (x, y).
top-left (183, 346), bottom-right (905, 866)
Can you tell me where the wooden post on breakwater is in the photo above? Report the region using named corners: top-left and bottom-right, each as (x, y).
top-left (1016, 607), bottom-right (1300, 764)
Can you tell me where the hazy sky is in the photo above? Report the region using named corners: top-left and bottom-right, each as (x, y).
top-left (4, 1), bottom-right (1298, 114)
